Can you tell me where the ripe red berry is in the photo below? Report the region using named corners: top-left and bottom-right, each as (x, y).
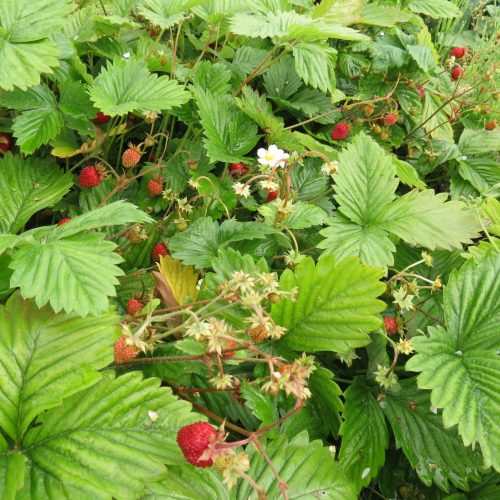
top-left (0, 132), bottom-right (13, 153)
top-left (177, 422), bottom-right (217, 467)
top-left (79, 165), bottom-right (102, 187)
top-left (485, 121), bottom-right (496, 131)
top-left (114, 335), bottom-right (140, 363)
top-left (228, 162), bottom-right (248, 178)
top-left (122, 146), bottom-right (141, 168)
top-left (222, 340), bottom-right (237, 359)
top-left (147, 178), bottom-right (164, 197)
top-left (383, 317), bottom-right (398, 336)
top-left (267, 191), bottom-right (278, 202)
top-left (383, 113), bottom-right (398, 127)
top-left (92, 112), bottom-right (111, 125)
top-left (126, 298), bottom-right (144, 316)
top-left (57, 218), bottom-right (71, 226)
top-left (450, 47), bottom-right (466, 58)
top-left (330, 122), bottom-right (350, 141)
top-left (451, 66), bottom-right (462, 81)
top-left (416, 84), bottom-right (425, 99)
top-left (152, 242), bottom-right (169, 261)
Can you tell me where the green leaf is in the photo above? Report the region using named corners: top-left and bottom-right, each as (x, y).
top-left (409, 0), bottom-right (461, 18)
top-left (292, 42), bottom-right (336, 94)
top-left (235, 431), bottom-right (357, 499)
top-left (257, 201), bottom-right (328, 230)
top-left (378, 190), bottom-right (481, 250)
top-left (407, 44), bottom-right (435, 72)
top-left (90, 57), bottom-right (190, 116)
top-left (0, 294), bottom-right (117, 441)
top-left (0, 235), bottom-right (19, 256)
top-left (1, 85), bottom-right (62, 154)
top-left (333, 133), bottom-right (398, 225)
top-left (459, 158), bottom-right (500, 196)
top-left (240, 382), bottom-right (278, 433)
top-left (139, 0), bottom-right (206, 29)
top-left (319, 215), bottom-right (396, 268)
top-left (339, 378), bottom-right (389, 490)
top-left (0, 0), bottom-right (73, 90)
top-left (406, 252), bottom-right (500, 471)
top-left (0, 154), bottom-right (72, 234)
top-left (458, 129), bottom-right (500, 155)
top-left (263, 56), bottom-right (302, 100)
top-left (0, 453), bottom-right (26, 500)
top-left (18, 372), bottom-right (199, 498)
top-left (382, 379), bottom-right (484, 491)
top-left (9, 233), bottom-right (124, 316)
top-left (393, 157), bottom-right (426, 190)
top-left (272, 255), bottom-right (385, 353)
top-left (170, 218), bottom-right (278, 269)
top-left (193, 88), bottom-right (259, 163)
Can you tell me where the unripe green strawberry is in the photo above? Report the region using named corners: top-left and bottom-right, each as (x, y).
top-left (363, 105), bottom-right (375, 117)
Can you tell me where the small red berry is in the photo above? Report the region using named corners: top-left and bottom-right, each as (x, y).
top-left (267, 191), bottom-right (278, 202)
top-left (383, 317), bottom-right (398, 336)
top-left (451, 66), bottom-right (462, 81)
top-left (416, 84), bottom-right (425, 99)
top-left (147, 177), bottom-right (164, 197)
top-left (152, 242), bottom-right (169, 261)
top-left (122, 145), bottom-right (142, 168)
top-left (222, 340), bottom-right (237, 359)
top-left (114, 335), bottom-right (140, 363)
top-left (450, 47), bottom-right (466, 58)
top-left (92, 112), bottom-right (111, 125)
top-left (485, 121), bottom-right (496, 131)
top-left (0, 132), bottom-right (13, 153)
top-left (383, 113), bottom-right (398, 127)
top-left (79, 165), bottom-right (102, 187)
top-left (57, 218), bottom-right (71, 226)
top-left (330, 122), bottom-right (350, 141)
top-left (228, 162), bottom-right (248, 178)
top-left (177, 422), bottom-right (217, 467)
top-left (126, 298), bottom-right (144, 316)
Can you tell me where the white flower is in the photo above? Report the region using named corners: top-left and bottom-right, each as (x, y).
top-left (259, 179), bottom-right (279, 191)
top-left (232, 182), bottom-right (251, 198)
top-left (257, 144), bottom-right (290, 168)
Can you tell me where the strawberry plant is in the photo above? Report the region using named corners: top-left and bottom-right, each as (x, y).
top-left (0, 1), bottom-right (499, 499)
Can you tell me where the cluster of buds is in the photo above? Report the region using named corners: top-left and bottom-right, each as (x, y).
top-left (262, 354), bottom-right (316, 401)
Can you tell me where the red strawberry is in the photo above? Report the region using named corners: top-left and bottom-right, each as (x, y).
top-left (122, 145), bottom-right (142, 168)
top-left (383, 113), bottom-right (398, 127)
top-left (0, 132), bottom-right (13, 153)
top-left (485, 121), bottom-right (496, 131)
top-left (152, 242), bottom-right (169, 261)
top-left (92, 112), bottom-right (111, 125)
top-left (267, 191), bottom-right (278, 202)
top-left (451, 66), bottom-right (462, 81)
top-left (79, 165), bottom-right (102, 187)
top-left (228, 162), bottom-right (248, 178)
top-left (450, 47), bottom-right (466, 58)
top-left (416, 84), bottom-right (425, 99)
top-left (330, 122), bottom-right (350, 141)
top-left (222, 340), bottom-right (237, 359)
top-left (383, 317), bottom-right (398, 336)
top-left (57, 218), bottom-right (71, 226)
top-left (147, 177), bottom-right (164, 197)
top-left (114, 335), bottom-right (140, 363)
top-left (126, 298), bottom-right (144, 315)
top-left (177, 422), bottom-right (217, 467)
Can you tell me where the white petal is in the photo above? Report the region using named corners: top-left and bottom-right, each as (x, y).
top-left (257, 148), bottom-right (267, 158)
top-left (268, 144), bottom-right (279, 154)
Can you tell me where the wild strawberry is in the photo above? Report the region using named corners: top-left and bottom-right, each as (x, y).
top-left (122, 144), bottom-right (142, 168)
top-left (330, 122), bottom-right (350, 141)
top-left (0, 132), bottom-right (13, 153)
top-left (228, 162), bottom-right (248, 178)
top-left (485, 121), bottom-right (496, 130)
top-left (152, 242), bottom-right (169, 261)
top-left (372, 124), bottom-right (382, 134)
top-left (222, 340), bottom-right (237, 359)
top-left (383, 113), bottom-right (398, 127)
top-left (267, 191), bottom-right (278, 202)
top-left (450, 47), bottom-right (466, 58)
top-left (147, 177), bottom-right (164, 197)
top-left (126, 298), bottom-right (144, 316)
top-left (57, 218), bottom-right (71, 226)
top-left (79, 165), bottom-right (102, 187)
top-left (92, 112), bottom-right (111, 125)
top-left (177, 422), bottom-right (217, 467)
top-left (416, 84), bottom-right (425, 99)
top-left (114, 335), bottom-right (140, 363)
top-left (363, 105), bottom-right (375, 117)
top-left (379, 130), bottom-right (389, 141)
top-left (247, 324), bottom-right (268, 343)
top-left (451, 66), bottom-right (462, 81)
top-left (383, 317), bottom-right (398, 336)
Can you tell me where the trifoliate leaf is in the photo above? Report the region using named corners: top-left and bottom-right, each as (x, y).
top-left (272, 255), bottom-right (385, 353)
top-left (406, 252), bottom-right (500, 471)
top-left (292, 42), bottom-right (336, 94)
